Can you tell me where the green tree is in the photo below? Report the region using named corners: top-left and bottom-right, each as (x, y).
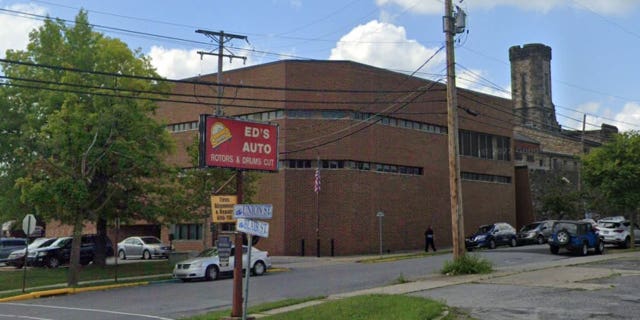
top-left (0, 11), bottom-right (177, 286)
top-left (539, 176), bottom-right (580, 220)
top-left (582, 131), bottom-right (640, 249)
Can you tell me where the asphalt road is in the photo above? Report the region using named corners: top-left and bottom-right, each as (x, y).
top-left (0, 244), bottom-right (638, 319)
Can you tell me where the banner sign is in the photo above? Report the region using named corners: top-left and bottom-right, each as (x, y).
top-left (211, 195), bottom-right (238, 223)
top-left (199, 115), bottom-right (279, 171)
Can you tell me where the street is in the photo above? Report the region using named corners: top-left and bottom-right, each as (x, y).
top-left (0, 244), bottom-right (638, 319)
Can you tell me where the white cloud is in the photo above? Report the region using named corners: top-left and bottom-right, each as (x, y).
top-left (329, 20), bottom-right (445, 75)
top-left (456, 68), bottom-right (511, 99)
top-left (148, 46), bottom-right (261, 79)
top-left (558, 101), bottom-right (640, 132)
top-left (0, 3), bottom-right (47, 57)
top-left (613, 102), bottom-right (640, 132)
top-left (376, 0), bottom-right (640, 16)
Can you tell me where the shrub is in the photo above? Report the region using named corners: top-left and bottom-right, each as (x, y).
top-left (441, 253), bottom-right (493, 275)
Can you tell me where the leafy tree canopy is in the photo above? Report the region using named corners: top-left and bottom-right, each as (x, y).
top-left (0, 10), bottom-right (180, 233)
top-left (582, 131), bottom-right (640, 213)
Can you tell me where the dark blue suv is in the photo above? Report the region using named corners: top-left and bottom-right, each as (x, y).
top-left (466, 222), bottom-right (518, 251)
top-left (548, 220), bottom-right (604, 256)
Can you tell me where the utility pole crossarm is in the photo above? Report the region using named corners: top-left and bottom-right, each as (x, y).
top-left (196, 29), bottom-right (248, 116)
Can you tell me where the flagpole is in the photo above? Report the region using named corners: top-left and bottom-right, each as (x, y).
top-left (315, 156), bottom-right (321, 257)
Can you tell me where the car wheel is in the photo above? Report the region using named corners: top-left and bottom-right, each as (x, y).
top-left (622, 237), bottom-right (631, 249)
top-left (537, 235), bottom-right (545, 245)
top-left (80, 259), bottom-right (90, 266)
top-left (580, 243), bottom-right (588, 256)
top-left (252, 261), bottom-right (266, 276)
top-left (47, 257), bottom-right (60, 268)
top-left (143, 250), bottom-right (151, 260)
top-left (489, 239), bottom-right (496, 249)
top-left (595, 239), bottom-right (605, 254)
top-left (556, 230), bottom-right (570, 245)
top-left (550, 245), bottom-right (559, 254)
top-left (510, 237), bottom-right (517, 247)
top-left (118, 250), bottom-right (127, 260)
top-left (205, 265), bottom-right (219, 281)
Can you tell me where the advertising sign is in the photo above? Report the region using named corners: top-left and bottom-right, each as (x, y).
top-left (233, 204), bottom-right (273, 220)
top-left (216, 236), bottom-right (231, 267)
top-left (236, 218), bottom-right (269, 238)
top-left (211, 195), bottom-right (238, 223)
top-left (199, 115), bottom-right (279, 171)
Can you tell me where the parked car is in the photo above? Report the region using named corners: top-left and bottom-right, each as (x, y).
top-left (0, 237), bottom-right (27, 264)
top-left (465, 222), bottom-right (517, 251)
top-left (6, 237), bottom-right (57, 268)
top-left (548, 220), bottom-right (604, 255)
top-left (597, 216), bottom-right (640, 248)
top-left (117, 236), bottom-right (171, 260)
top-left (28, 234), bottom-right (113, 268)
top-left (517, 220), bottom-right (555, 245)
top-left (173, 246), bottom-right (271, 282)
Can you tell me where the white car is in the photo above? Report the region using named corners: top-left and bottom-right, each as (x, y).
top-left (597, 217), bottom-right (640, 248)
top-left (173, 246), bottom-right (271, 282)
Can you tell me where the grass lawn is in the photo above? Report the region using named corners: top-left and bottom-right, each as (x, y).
top-left (182, 294), bottom-right (474, 320)
top-left (0, 260), bottom-right (173, 292)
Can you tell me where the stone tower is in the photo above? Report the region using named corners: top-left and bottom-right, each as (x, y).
top-left (509, 44), bottom-right (561, 132)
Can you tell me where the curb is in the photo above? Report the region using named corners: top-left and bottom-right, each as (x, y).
top-left (0, 281), bottom-right (149, 302)
top-left (0, 268), bottom-right (288, 303)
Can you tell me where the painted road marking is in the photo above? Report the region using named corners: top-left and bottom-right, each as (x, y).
top-left (2, 303), bottom-right (173, 320)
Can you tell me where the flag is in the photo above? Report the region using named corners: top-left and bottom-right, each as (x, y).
top-left (314, 167), bottom-right (321, 193)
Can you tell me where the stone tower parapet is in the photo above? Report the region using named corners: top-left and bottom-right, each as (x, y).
top-left (510, 43), bottom-right (561, 132)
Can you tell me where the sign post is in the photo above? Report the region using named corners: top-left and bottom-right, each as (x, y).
top-left (21, 214), bottom-right (36, 293)
top-left (234, 204), bottom-right (271, 320)
top-left (376, 211), bottom-right (384, 256)
top-left (198, 115), bottom-right (279, 319)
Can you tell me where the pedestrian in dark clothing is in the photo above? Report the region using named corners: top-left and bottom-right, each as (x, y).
top-left (425, 226), bottom-right (436, 252)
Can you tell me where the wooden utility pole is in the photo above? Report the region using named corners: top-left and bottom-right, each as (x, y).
top-left (196, 30), bottom-right (248, 116)
top-left (444, 0), bottom-right (466, 259)
top-left (196, 29), bottom-right (248, 319)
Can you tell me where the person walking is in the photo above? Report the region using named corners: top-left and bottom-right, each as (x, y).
top-left (425, 226), bottom-right (436, 252)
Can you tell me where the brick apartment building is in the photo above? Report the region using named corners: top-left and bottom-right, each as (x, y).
top-left (155, 60), bottom-right (516, 256)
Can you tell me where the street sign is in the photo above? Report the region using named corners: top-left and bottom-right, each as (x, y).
top-left (22, 214), bottom-right (36, 236)
top-left (236, 218), bottom-right (269, 238)
top-left (217, 236), bottom-right (231, 267)
top-left (233, 204), bottom-right (273, 220)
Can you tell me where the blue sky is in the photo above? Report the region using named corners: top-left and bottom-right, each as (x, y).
top-left (1, 0), bottom-right (639, 132)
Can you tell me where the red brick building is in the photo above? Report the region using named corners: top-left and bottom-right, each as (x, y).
top-left (156, 60), bottom-right (516, 256)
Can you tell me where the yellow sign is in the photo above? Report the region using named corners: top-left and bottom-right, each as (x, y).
top-left (211, 195), bottom-right (238, 223)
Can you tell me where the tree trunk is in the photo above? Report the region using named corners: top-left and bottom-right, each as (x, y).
top-left (67, 214), bottom-right (84, 287)
top-left (94, 217), bottom-right (108, 267)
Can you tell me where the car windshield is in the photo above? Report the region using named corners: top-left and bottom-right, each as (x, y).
top-left (477, 225), bottom-right (493, 234)
top-left (553, 222), bottom-right (577, 234)
top-left (520, 223), bottom-right (541, 232)
top-left (51, 238), bottom-right (71, 248)
top-left (28, 238), bottom-right (53, 249)
top-left (197, 248), bottom-right (218, 257)
top-left (141, 237), bottom-right (161, 244)
top-left (599, 222), bottom-right (621, 229)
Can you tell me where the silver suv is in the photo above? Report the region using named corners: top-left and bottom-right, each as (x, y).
top-left (517, 220), bottom-right (555, 245)
top-left (597, 216), bottom-right (640, 248)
